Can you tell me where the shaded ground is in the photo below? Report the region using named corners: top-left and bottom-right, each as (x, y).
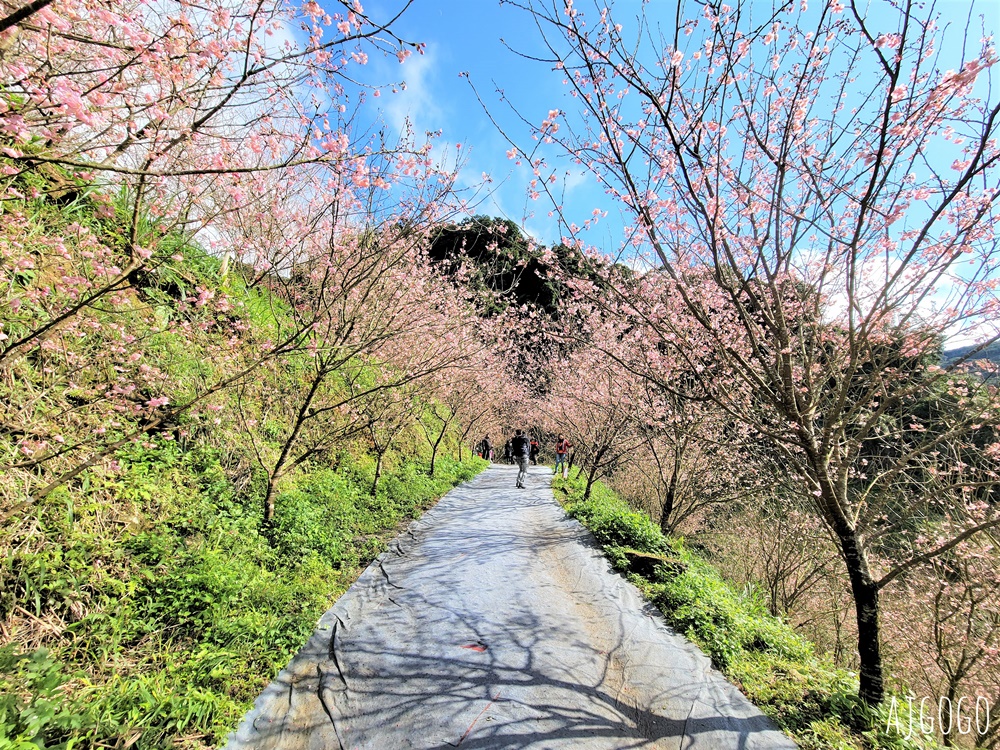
top-left (224, 465), bottom-right (796, 749)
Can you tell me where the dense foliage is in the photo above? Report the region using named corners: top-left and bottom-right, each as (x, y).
top-left (1, 439), bottom-right (482, 748)
top-left (511, 0), bottom-right (1000, 735)
top-left (0, 176), bottom-right (492, 748)
top-left (4, 0), bottom-right (1000, 746)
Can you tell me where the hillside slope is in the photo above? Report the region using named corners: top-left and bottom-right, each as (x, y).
top-left (0, 175), bottom-right (488, 748)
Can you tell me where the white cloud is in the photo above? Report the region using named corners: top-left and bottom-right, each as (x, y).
top-left (792, 244), bottom-right (1000, 349)
top-left (382, 48), bottom-right (444, 139)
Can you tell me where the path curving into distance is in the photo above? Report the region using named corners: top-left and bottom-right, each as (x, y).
top-left (225, 464), bottom-right (797, 749)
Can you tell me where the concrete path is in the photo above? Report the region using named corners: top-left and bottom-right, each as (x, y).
top-left (224, 464), bottom-right (796, 749)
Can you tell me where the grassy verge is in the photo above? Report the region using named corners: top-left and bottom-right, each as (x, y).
top-left (0, 165), bottom-right (490, 749)
top-left (1, 446), bottom-right (486, 749)
top-left (552, 472), bottom-right (939, 750)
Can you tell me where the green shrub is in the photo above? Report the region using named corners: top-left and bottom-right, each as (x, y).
top-left (0, 167), bottom-right (490, 749)
top-left (271, 469), bottom-right (363, 567)
top-left (562, 480), bottom-right (667, 553)
top-left (0, 646), bottom-right (97, 750)
top-left (1, 444), bottom-right (485, 748)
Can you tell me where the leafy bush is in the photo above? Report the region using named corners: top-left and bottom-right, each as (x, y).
top-left (0, 124), bottom-right (493, 750)
top-left (270, 469), bottom-right (366, 567)
top-left (562, 480), bottom-right (667, 553)
top-left (0, 646), bottom-right (97, 750)
top-left (653, 560), bottom-right (813, 670)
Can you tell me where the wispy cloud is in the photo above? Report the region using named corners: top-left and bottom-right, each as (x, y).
top-left (382, 47), bottom-right (444, 139)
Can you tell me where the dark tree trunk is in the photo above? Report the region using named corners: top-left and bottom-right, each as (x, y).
top-left (264, 368), bottom-right (324, 524)
top-left (837, 528), bottom-right (885, 705)
top-left (659, 485), bottom-right (676, 535)
top-left (371, 450), bottom-right (384, 496)
top-left (583, 463), bottom-right (597, 500)
top-left (659, 444), bottom-right (681, 534)
top-left (942, 683), bottom-right (959, 747)
top-left (583, 446), bottom-right (608, 501)
top-left (430, 425), bottom-right (447, 477)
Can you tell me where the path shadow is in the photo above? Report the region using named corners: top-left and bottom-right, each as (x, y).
top-left (225, 465), bottom-right (795, 750)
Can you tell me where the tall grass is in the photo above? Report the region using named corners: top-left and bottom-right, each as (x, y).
top-left (2, 442), bottom-right (485, 748)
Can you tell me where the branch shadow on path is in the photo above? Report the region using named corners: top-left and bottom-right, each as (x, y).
top-left (225, 465), bottom-right (797, 750)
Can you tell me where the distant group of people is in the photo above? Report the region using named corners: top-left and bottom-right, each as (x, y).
top-left (496, 434), bottom-right (539, 465)
top-left (477, 431), bottom-right (573, 489)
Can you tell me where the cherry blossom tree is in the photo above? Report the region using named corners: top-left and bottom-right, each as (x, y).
top-left (0, 0), bottom-right (425, 342)
top-left (0, 0), bottom-right (450, 505)
top-left (447, 349), bottom-right (516, 463)
top-left (416, 344), bottom-right (507, 476)
top-left (250, 215), bottom-right (483, 522)
top-left (611, 378), bottom-right (777, 535)
top-left (885, 542), bottom-right (1000, 747)
top-left (710, 498), bottom-right (841, 618)
top-left (1, 131), bottom-right (461, 508)
top-left (351, 379), bottom-right (420, 496)
top-left (540, 318), bottom-right (651, 499)
top-left (510, 0), bottom-right (1000, 704)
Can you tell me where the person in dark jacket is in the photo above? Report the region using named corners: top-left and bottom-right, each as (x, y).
top-left (529, 436), bottom-right (540, 465)
top-left (511, 429), bottom-right (531, 489)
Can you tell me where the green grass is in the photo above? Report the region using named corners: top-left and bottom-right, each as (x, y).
top-left (2, 444), bottom-right (486, 749)
top-left (0, 163), bottom-right (492, 749)
top-left (553, 472), bottom-right (941, 750)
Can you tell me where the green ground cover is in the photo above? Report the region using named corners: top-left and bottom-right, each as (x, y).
top-left (2, 444), bottom-right (484, 749)
top-left (0, 171), bottom-right (488, 749)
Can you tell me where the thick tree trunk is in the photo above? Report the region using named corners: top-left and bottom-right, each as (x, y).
top-left (659, 446), bottom-right (681, 534)
top-left (942, 683), bottom-right (958, 747)
top-left (583, 462), bottom-right (599, 501)
top-left (659, 486), bottom-right (676, 535)
top-left (837, 528), bottom-right (885, 705)
top-left (583, 446), bottom-right (607, 501)
top-left (263, 475), bottom-right (279, 527)
top-left (810, 441), bottom-right (886, 706)
top-left (430, 427), bottom-right (447, 477)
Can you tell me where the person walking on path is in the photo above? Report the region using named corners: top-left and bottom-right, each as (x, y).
top-left (503, 438), bottom-right (513, 465)
top-left (529, 436), bottom-right (540, 465)
top-left (554, 434), bottom-right (572, 479)
top-left (511, 429), bottom-right (531, 489)
top-left (480, 435), bottom-right (493, 462)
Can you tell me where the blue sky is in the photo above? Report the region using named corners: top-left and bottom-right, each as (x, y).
top-left (346, 0), bottom-right (618, 247)
top-left (333, 0), bottom-right (1000, 254)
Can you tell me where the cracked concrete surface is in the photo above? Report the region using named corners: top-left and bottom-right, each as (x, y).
top-left (223, 464), bottom-right (797, 749)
